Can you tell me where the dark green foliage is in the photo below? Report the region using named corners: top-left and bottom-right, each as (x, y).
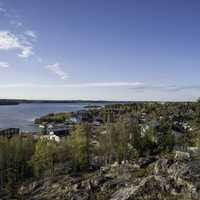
top-left (0, 136), bottom-right (35, 192)
top-left (35, 112), bottom-right (70, 124)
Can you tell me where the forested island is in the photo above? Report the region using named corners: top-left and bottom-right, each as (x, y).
top-left (1, 101), bottom-right (200, 199)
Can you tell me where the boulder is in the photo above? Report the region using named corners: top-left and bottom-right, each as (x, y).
top-left (91, 176), bottom-right (110, 187)
top-left (137, 156), bottom-right (158, 168)
top-left (187, 147), bottom-right (200, 158)
top-left (175, 151), bottom-right (191, 161)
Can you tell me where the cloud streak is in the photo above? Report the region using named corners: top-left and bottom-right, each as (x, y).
top-left (0, 7), bottom-right (6, 14)
top-left (0, 82), bottom-right (142, 88)
top-left (0, 4), bottom-right (61, 78)
top-left (0, 82), bottom-right (200, 95)
top-left (0, 5), bottom-right (36, 58)
top-left (10, 20), bottom-right (23, 27)
top-left (0, 31), bottom-right (34, 58)
top-left (46, 63), bottom-right (68, 80)
top-left (24, 30), bottom-right (37, 40)
top-left (0, 78), bottom-right (199, 93)
top-left (131, 84), bottom-right (200, 92)
top-left (0, 5), bottom-right (23, 27)
top-left (0, 61), bottom-right (9, 68)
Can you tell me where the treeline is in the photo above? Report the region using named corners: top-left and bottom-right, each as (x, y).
top-left (81, 101), bottom-right (200, 125)
top-left (0, 124), bottom-right (93, 196)
top-left (0, 120), bottom-right (191, 195)
top-left (35, 101), bottom-right (200, 125)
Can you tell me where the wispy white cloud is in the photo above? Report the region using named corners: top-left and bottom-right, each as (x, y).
top-left (0, 5), bottom-right (38, 60)
top-left (0, 82), bottom-right (142, 88)
top-left (0, 5), bottom-right (22, 26)
top-left (0, 83), bottom-right (34, 88)
top-left (0, 7), bottom-right (6, 14)
top-left (1, 82), bottom-right (200, 93)
top-left (18, 46), bottom-right (33, 58)
top-left (72, 82), bottom-right (142, 87)
top-left (0, 80), bottom-right (199, 93)
top-left (10, 20), bottom-right (23, 27)
top-left (0, 5), bottom-right (42, 65)
top-left (24, 30), bottom-right (37, 40)
top-left (0, 61), bottom-right (9, 68)
top-left (0, 31), bottom-right (34, 58)
top-left (1, 2), bottom-right (23, 26)
top-left (166, 85), bottom-right (200, 92)
top-left (131, 84), bottom-right (200, 92)
top-left (46, 63), bottom-right (68, 80)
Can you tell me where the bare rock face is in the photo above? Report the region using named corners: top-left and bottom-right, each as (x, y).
top-left (151, 158), bottom-right (200, 200)
top-left (169, 160), bottom-right (200, 199)
top-left (153, 158), bottom-right (174, 175)
top-left (16, 158), bottom-right (200, 200)
top-left (175, 160), bottom-right (200, 182)
top-left (111, 176), bottom-right (169, 200)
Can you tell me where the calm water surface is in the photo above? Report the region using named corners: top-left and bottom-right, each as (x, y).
top-left (0, 103), bottom-right (92, 132)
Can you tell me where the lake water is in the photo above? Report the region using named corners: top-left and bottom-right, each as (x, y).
top-left (0, 103), bottom-right (95, 132)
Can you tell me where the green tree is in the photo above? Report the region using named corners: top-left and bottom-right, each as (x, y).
top-left (98, 124), bottom-right (115, 165)
top-left (66, 124), bottom-right (91, 171)
top-left (0, 136), bottom-right (35, 197)
top-left (30, 140), bottom-right (58, 177)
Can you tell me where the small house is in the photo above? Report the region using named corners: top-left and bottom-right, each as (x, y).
top-left (47, 127), bottom-right (70, 142)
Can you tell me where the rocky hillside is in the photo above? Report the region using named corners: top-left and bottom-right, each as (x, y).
top-left (9, 154), bottom-right (200, 200)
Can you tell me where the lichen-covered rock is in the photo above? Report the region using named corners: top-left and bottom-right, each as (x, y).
top-left (16, 158), bottom-right (200, 200)
top-left (175, 151), bottom-right (191, 161)
top-left (111, 176), bottom-right (170, 200)
top-left (137, 156), bottom-right (158, 168)
top-left (152, 158), bottom-right (174, 175)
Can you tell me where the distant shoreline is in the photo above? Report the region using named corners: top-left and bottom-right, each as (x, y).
top-left (0, 102), bottom-right (20, 106)
top-left (0, 99), bottom-right (132, 106)
top-left (0, 99), bottom-right (195, 106)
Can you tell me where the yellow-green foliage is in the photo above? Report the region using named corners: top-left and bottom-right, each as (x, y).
top-left (30, 140), bottom-right (58, 177)
top-left (66, 124), bottom-right (91, 171)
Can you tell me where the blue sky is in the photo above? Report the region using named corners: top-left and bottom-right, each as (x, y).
top-left (0, 0), bottom-right (200, 101)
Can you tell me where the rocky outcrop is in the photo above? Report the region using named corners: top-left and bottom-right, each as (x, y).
top-left (111, 175), bottom-right (170, 200)
top-left (16, 156), bottom-right (200, 200)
